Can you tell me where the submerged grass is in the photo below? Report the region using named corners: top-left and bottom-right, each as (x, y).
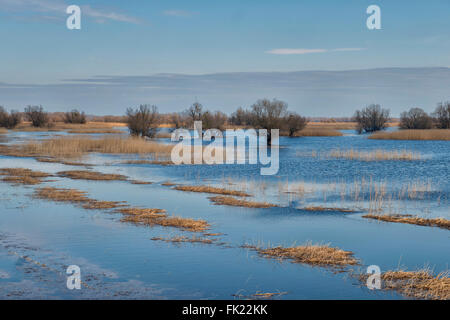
top-left (301, 206), bottom-right (356, 213)
top-left (363, 214), bottom-right (450, 230)
top-left (57, 170), bottom-right (127, 181)
top-left (150, 236), bottom-right (216, 245)
top-left (370, 129), bottom-right (450, 141)
top-left (328, 149), bottom-right (422, 161)
top-left (173, 185), bottom-right (250, 197)
top-left (209, 196), bottom-right (277, 208)
top-left (244, 242), bottom-right (358, 267)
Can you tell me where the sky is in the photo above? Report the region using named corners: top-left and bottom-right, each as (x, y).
top-left (0, 0), bottom-right (449, 116)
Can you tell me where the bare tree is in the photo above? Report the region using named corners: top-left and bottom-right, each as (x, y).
top-left (400, 108), bottom-right (433, 129)
top-left (24, 105), bottom-right (49, 127)
top-left (126, 105), bottom-right (159, 138)
top-left (64, 109), bottom-right (87, 124)
top-left (433, 102), bottom-right (450, 129)
top-left (353, 104), bottom-right (390, 134)
top-left (202, 111), bottom-right (227, 130)
top-left (0, 107), bottom-right (21, 129)
top-left (250, 98), bottom-right (288, 144)
top-left (285, 112), bottom-right (308, 136)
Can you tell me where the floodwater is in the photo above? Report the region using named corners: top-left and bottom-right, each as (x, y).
top-left (0, 129), bottom-right (448, 299)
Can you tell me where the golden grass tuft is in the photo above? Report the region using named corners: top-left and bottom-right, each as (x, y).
top-left (173, 185), bottom-right (250, 197)
top-left (245, 242), bottom-right (358, 266)
top-left (36, 158), bottom-right (93, 166)
top-left (0, 168), bottom-right (52, 185)
top-left (232, 291), bottom-right (288, 299)
top-left (16, 136), bottom-right (173, 158)
top-left (328, 148), bottom-right (421, 161)
top-left (363, 214), bottom-right (450, 230)
top-left (370, 129), bottom-right (450, 141)
top-left (57, 170), bottom-right (127, 181)
top-left (209, 196), bottom-right (277, 208)
top-left (122, 160), bottom-right (175, 166)
top-left (119, 207), bottom-right (209, 232)
top-left (130, 180), bottom-right (153, 185)
top-left (161, 181), bottom-right (176, 186)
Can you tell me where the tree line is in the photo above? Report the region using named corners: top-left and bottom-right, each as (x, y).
top-left (1, 101), bottom-right (449, 138)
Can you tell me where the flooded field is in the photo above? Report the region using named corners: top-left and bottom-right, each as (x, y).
top-left (0, 128), bottom-right (448, 299)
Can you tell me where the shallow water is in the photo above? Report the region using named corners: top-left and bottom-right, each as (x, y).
top-left (0, 130), bottom-right (448, 299)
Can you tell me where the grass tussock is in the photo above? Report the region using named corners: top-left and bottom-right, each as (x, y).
top-left (328, 148), bottom-right (421, 161)
top-left (36, 158), bottom-right (93, 166)
top-left (370, 129), bottom-right (450, 141)
top-left (119, 207), bottom-right (210, 232)
top-left (130, 180), bottom-right (153, 185)
top-left (0, 168), bottom-right (52, 185)
top-left (232, 291), bottom-right (288, 299)
top-left (174, 185), bottom-right (250, 197)
top-left (122, 160), bottom-right (174, 166)
top-left (209, 196), bottom-right (277, 208)
top-left (57, 170), bottom-right (127, 181)
top-left (15, 136), bottom-right (173, 158)
top-left (360, 268), bottom-right (450, 300)
top-left (161, 181), bottom-right (176, 186)
top-left (363, 214), bottom-right (450, 230)
top-left (245, 242), bottom-right (358, 267)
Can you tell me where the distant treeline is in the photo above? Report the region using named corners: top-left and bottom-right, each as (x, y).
top-left (1, 100), bottom-right (449, 139)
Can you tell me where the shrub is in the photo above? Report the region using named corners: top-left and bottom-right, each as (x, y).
top-left (400, 108), bottom-right (433, 129)
top-left (285, 112), bottom-right (308, 136)
top-left (126, 105), bottom-right (159, 138)
top-left (353, 104), bottom-right (390, 134)
top-left (64, 109), bottom-right (87, 124)
top-left (24, 105), bottom-right (49, 127)
top-left (433, 102), bottom-right (450, 129)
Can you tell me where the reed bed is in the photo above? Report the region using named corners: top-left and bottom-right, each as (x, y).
top-left (16, 136), bottom-right (173, 158)
top-left (363, 214), bottom-right (450, 230)
top-left (0, 168), bottom-right (52, 185)
top-left (173, 185), bottom-right (250, 197)
top-left (328, 149), bottom-right (421, 161)
top-left (244, 242), bottom-right (358, 267)
top-left (57, 170), bottom-right (128, 181)
top-left (370, 129), bottom-right (450, 141)
top-left (13, 121), bottom-right (126, 132)
top-left (209, 196), bottom-right (277, 208)
top-left (294, 128), bottom-right (343, 137)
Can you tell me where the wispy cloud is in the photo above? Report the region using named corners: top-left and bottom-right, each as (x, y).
top-left (163, 10), bottom-right (197, 17)
top-left (0, 0), bottom-right (141, 24)
top-left (266, 48), bottom-right (365, 55)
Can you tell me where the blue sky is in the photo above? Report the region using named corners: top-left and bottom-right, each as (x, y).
top-left (0, 0), bottom-right (449, 115)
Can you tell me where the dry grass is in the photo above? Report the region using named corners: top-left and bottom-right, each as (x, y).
top-left (34, 187), bottom-right (125, 209)
top-left (294, 128), bottom-right (343, 137)
top-left (301, 206), bottom-right (356, 213)
top-left (174, 185), bottom-right (250, 197)
top-left (57, 170), bottom-right (127, 181)
top-left (122, 160), bottom-right (174, 166)
top-left (209, 196), bottom-right (277, 208)
top-left (130, 180), bottom-right (153, 185)
top-left (363, 214), bottom-right (450, 230)
top-left (232, 291), bottom-right (288, 299)
top-left (13, 121), bottom-right (125, 132)
top-left (245, 242), bottom-right (358, 267)
top-left (0, 128), bottom-right (8, 134)
top-left (360, 268), bottom-right (450, 300)
top-left (13, 136), bottom-right (173, 158)
top-left (118, 207), bottom-right (210, 232)
top-left (328, 149), bottom-right (422, 161)
top-left (370, 129), bottom-right (450, 141)
top-left (161, 181), bottom-right (176, 186)
top-left (0, 168), bottom-right (52, 185)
